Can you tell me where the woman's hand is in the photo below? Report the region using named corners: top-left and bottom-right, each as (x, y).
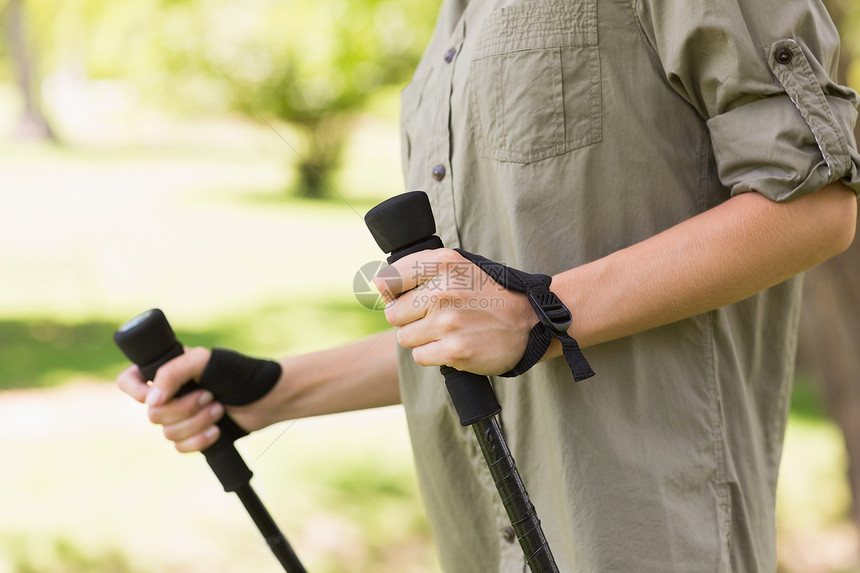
top-left (374, 248), bottom-right (535, 376)
top-left (116, 347), bottom-right (264, 453)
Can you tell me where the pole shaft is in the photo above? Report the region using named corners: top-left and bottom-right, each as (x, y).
top-left (472, 417), bottom-right (558, 573)
top-left (236, 485), bottom-right (307, 573)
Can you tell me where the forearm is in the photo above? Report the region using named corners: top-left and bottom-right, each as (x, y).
top-left (232, 329), bottom-right (401, 429)
top-left (550, 182), bottom-right (857, 352)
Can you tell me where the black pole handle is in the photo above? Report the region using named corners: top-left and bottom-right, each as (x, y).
top-left (437, 366), bottom-right (500, 425)
top-left (114, 309), bottom-right (252, 492)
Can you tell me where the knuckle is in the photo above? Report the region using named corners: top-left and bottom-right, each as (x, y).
top-left (441, 340), bottom-right (468, 366)
top-left (186, 346), bottom-right (210, 363)
top-left (155, 361), bottom-right (180, 387)
top-left (411, 341), bottom-right (465, 369)
top-left (435, 248), bottom-right (459, 264)
top-left (181, 397), bottom-right (201, 419)
top-left (375, 269), bottom-right (402, 297)
top-left (435, 310), bottom-right (460, 333)
top-left (163, 357), bottom-right (183, 376)
top-left (412, 348), bottom-right (432, 367)
top-left (207, 402), bottom-right (224, 422)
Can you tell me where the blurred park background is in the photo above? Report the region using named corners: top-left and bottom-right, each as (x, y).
top-left (1, 0), bottom-right (859, 571)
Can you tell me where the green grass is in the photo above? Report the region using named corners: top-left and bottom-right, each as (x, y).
top-left (0, 391), bottom-right (438, 573)
top-left (4, 538), bottom-right (142, 573)
top-left (0, 318), bottom-right (125, 389)
top-left (0, 299), bottom-right (391, 391)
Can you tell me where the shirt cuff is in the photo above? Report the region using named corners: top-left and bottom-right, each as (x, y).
top-left (707, 39), bottom-right (860, 202)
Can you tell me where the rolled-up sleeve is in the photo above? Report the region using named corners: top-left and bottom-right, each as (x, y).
top-left (636, 0), bottom-right (860, 201)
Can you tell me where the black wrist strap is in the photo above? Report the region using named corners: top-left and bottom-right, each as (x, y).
top-left (199, 348), bottom-right (282, 406)
top-left (455, 249), bottom-right (595, 382)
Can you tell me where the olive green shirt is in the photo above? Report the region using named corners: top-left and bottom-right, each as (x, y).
top-left (396, 1), bottom-right (860, 571)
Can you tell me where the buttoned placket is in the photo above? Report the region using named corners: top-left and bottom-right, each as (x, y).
top-left (421, 20), bottom-right (462, 251)
top-left (425, 13), bottom-right (529, 571)
top-left (430, 46), bottom-right (455, 184)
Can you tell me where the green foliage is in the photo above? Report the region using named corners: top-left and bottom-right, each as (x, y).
top-left (223, 0), bottom-right (432, 123)
top-left (789, 373), bottom-right (830, 422)
top-left (2, 0), bottom-right (440, 195)
top-left (132, 0), bottom-right (439, 196)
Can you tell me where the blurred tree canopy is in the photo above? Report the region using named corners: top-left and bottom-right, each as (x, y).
top-left (1, 0), bottom-right (440, 196)
top-left (146, 0), bottom-right (440, 197)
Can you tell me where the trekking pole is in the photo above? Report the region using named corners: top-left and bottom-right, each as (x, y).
top-left (114, 309), bottom-right (307, 573)
top-left (365, 191), bottom-right (560, 573)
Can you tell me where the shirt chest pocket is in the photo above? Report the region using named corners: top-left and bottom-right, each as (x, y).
top-left (469, 0), bottom-right (601, 164)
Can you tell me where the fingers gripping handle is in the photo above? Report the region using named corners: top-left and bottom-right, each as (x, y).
top-left (365, 191), bottom-right (501, 425)
top-left (114, 309), bottom-right (251, 492)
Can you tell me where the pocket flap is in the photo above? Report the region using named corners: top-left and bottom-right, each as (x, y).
top-left (475, 0), bottom-right (597, 58)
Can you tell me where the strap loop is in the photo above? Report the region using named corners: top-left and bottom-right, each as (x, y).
top-left (455, 249), bottom-right (595, 382)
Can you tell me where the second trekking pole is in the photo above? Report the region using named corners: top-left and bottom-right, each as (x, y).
top-left (114, 308), bottom-right (307, 573)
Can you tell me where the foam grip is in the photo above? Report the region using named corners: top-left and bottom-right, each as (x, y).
top-left (113, 308), bottom-right (183, 382)
top-left (364, 190), bottom-right (437, 253)
top-left (200, 348), bottom-right (282, 406)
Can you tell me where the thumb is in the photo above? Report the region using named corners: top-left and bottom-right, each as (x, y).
top-left (146, 346), bottom-right (212, 406)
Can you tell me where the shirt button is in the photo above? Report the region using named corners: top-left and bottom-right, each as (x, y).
top-left (444, 48), bottom-right (457, 63)
top-left (432, 164), bottom-right (446, 181)
top-left (775, 46), bottom-right (793, 65)
top-left (502, 526), bottom-right (516, 544)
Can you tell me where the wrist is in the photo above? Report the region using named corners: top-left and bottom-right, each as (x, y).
top-left (540, 338), bottom-right (563, 362)
top-left (225, 356), bottom-right (296, 431)
top-left (454, 248), bottom-right (594, 381)
top-left (265, 356), bottom-right (308, 427)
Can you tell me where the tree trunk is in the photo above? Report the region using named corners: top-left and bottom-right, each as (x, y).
top-left (4, 0), bottom-right (57, 140)
top-left (293, 116), bottom-right (348, 199)
top-left (797, 0), bottom-right (860, 528)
